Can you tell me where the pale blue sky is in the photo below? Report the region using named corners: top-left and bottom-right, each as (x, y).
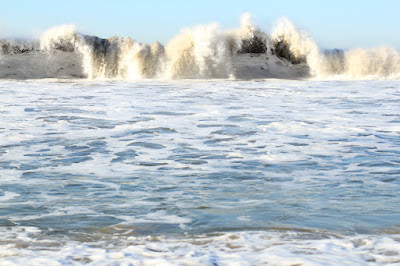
top-left (1, 0), bottom-right (399, 49)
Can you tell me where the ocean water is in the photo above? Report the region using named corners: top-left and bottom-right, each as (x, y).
top-left (0, 79), bottom-right (399, 265)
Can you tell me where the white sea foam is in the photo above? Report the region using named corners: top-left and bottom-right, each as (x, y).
top-left (0, 191), bottom-right (19, 202)
top-left (0, 230), bottom-right (399, 265)
top-left (0, 78), bottom-right (400, 264)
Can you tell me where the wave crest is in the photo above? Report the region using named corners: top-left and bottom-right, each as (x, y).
top-left (1, 14), bottom-right (399, 80)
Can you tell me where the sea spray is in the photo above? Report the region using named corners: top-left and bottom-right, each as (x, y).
top-left (271, 18), bottom-right (323, 75)
top-left (344, 46), bottom-right (400, 79)
top-left (270, 18), bottom-right (400, 79)
top-left (236, 13), bottom-right (269, 54)
top-left (165, 23), bottom-right (234, 79)
top-left (118, 40), bottom-right (166, 79)
top-left (40, 24), bottom-right (78, 52)
top-left (1, 14), bottom-right (399, 80)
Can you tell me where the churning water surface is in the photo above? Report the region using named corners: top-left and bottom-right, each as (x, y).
top-left (0, 79), bottom-right (399, 265)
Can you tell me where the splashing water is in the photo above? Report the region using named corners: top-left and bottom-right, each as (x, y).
top-left (1, 13), bottom-right (400, 80)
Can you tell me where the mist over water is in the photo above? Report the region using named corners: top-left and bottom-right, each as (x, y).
top-left (1, 13), bottom-right (400, 80)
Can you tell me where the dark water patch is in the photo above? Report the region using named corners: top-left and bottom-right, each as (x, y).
top-left (0, 219), bottom-right (16, 227)
top-left (21, 171), bottom-right (84, 180)
top-left (197, 124), bottom-right (226, 128)
top-left (382, 113), bottom-right (400, 117)
top-left (287, 142), bottom-right (309, 147)
top-left (24, 152), bottom-right (52, 157)
top-left (157, 166), bottom-right (192, 171)
top-left (171, 145), bottom-right (201, 153)
top-left (370, 170), bottom-right (400, 176)
top-left (231, 160), bottom-right (265, 171)
top-left (263, 176), bottom-right (294, 182)
top-left (254, 120), bottom-right (275, 126)
top-left (201, 155), bottom-right (228, 160)
top-left (40, 106), bottom-right (84, 114)
top-left (120, 183), bottom-right (143, 191)
top-left (345, 179), bottom-right (364, 184)
top-left (50, 156), bottom-right (92, 166)
top-left (375, 149), bottom-right (400, 155)
top-left (127, 142), bottom-right (165, 149)
top-left (378, 177), bottom-right (398, 183)
top-left (18, 215), bottom-right (123, 231)
top-left (227, 115), bottom-right (253, 122)
top-left (36, 115), bottom-right (77, 123)
top-left (205, 171), bottom-right (259, 181)
top-left (127, 116), bottom-right (155, 123)
top-left (37, 148), bottom-right (51, 153)
top-left (128, 223), bottom-right (185, 235)
top-left (0, 204), bottom-right (50, 217)
top-left (18, 163), bottom-right (43, 171)
top-left (211, 128), bottom-right (257, 136)
top-left (24, 107), bottom-right (40, 112)
top-left (0, 148), bottom-right (7, 155)
top-left (347, 110), bottom-right (368, 115)
top-left (87, 140), bottom-right (107, 147)
top-left (227, 106), bottom-right (245, 110)
top-left (204, 138), bottom-right (234, 145)
top-left (311, 155), bottom-right (335, 160)
top-left (357, 161), bottom-right (398, 167)
top-left (235, 147), bottom-right (264, 154)
top-left (36, 115), bottom-right (118, 129)
top-left (111, 150), bottom-right (138, 163)
top-left (113, 127), bottom-right (177, 138)
top-left (374, 133), bottom-right (400, 144)
top-left (137, 162), bottom-right (169, 167)
top-left (328, 138), bottom-right (349, 142)
top-left (154, 186), bottom-right (178, 192)
top-left (345, 145), bottom-right (378, 154)
top-left (144, 111), bottom-right (194, 116)
top-left (174, 159), bottom-right (208, 165)
top-left (69, 151), bottom-right (93, 157)
top-left (62, 182), bottom-right (89, 192)
top-left (1, 138), bottom-right (56, 150)
top-left (44, 132), bottom-right (65, 136)
top-left (168, 153), bottom-right (203, 160)
top-left (0, 161), bottom-right (19, 170)
top-left (292, 135), bottom-right (310, 139)
top-left (83, 140), bottom-right (110, 154)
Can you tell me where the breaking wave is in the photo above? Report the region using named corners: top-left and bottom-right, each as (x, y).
top-left (1, 13), bottom-right (399, 80)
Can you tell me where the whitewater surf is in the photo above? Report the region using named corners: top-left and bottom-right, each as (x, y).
top-left (1, 13), bottom-right (400, 266)
top-left (1, 13), bottom-right (399, 80)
